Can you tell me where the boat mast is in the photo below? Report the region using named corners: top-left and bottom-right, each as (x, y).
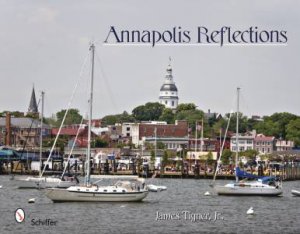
top-left (86, 43), bottom-right (95, 186)
top-left (39, 91), bottom-right (44, 177)
top-left (200, 118), bottom-right (204, 152)
top-left (154, 127), bottom-right (157, 165)
top-left (235, 87), bottom-right (240, 182)
top-left (195, 121), bottom-right (197, 153)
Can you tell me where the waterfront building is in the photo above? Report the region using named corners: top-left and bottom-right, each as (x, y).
top-left (189, 138), bottom-right (219, 152)
top-left (254, 134), bottom-right (275, 154)
top-left (158, 60), bottom-right (179, 109)
top-left (230, 130), bottom-right (256, 152)
top-left (275, 139), bottom-right (295, 151)
top-left (142, 136), bottom-right (189, 150)
top-left (0, 117), bottom-right (51, 148)
top-left (131, 120), bottom-right (188, 149)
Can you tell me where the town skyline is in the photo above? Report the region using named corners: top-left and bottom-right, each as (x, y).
top-left (1, 1), bottom-right (299, 118)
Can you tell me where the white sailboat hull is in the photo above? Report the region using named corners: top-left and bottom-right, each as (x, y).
top-left (14, 177), bottom-right (77, 189)
top-left (46, 188), bottom-right (149, 202)
top-left (215, 185), bottom-right (283, 196)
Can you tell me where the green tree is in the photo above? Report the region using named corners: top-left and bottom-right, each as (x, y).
top-left (101, 111), bottom-right (135, 126)
top-left (0, 111), bottom-right (25, 118)
top-left (206, 151), bottom-right (214, 166)
top-left (161, 150), bottom-right (170, 174)
top-left (176, 103), bottom-right (196, 112)
top-left (286, 118), bottom-right (300, 146)
top-left (225, 112), bottom-right (248, 133)
top-left (254, 119), bottom-right (280, 137)
top-left (101, 115), bottom-right (119, 126)
top-left (159, 108), bottom-right (175, 123)
top-left (240, 149), bottom-right (258, 160)
top-left (56, 109), bottom-right (82, 126)
top-left (150, 150), bottom-right (155, 170)
top-left (132, 102), bottom-right (165, 121)
top-left (157, 141), bottom-right (166, 149)
top-left (93, 137), bottom-right (109, 148)
top-left (175, 109), bottom-right (204, 130)
top-left (268, 112), bottom-right (298, 138)
top-left (221, 149), bottom-right (233, 165)
top-left (43, 137), bottom-right (68, 152)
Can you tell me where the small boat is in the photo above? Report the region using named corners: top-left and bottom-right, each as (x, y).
top-left (15, 175), bottom-right (78, 189)
top-left (147, 184), bottom-right (167, 192)
top-left (204, 191), bottom-right (210, 196)
top-left (28, 198), bottom-right (35, 203)
top-left (247, 207), bottom-right (254, 215)
top-left (291, 190), bottom-right (300, 196)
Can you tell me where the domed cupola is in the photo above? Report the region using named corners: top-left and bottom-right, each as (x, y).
top-left (159, 59), bottom-right (179, 109)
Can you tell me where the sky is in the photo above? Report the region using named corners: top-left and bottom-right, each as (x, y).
top-left (0, 0), bottom-right (299, 119)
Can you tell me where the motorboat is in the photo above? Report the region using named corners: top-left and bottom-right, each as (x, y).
top-left (147, 184), bottom-right (167, 192)
top-left (291, 189), bottom-right (300, 196)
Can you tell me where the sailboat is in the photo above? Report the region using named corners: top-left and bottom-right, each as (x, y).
top-left (45, 43), bottom-right (148, 202)
top-left (15, 91), bottom-right (78, 189)
top-left (215, 88), bottom-right (283, 196)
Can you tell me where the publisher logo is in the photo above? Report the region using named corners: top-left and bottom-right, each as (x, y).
top-left (15, 208), bottom-right (25, 223)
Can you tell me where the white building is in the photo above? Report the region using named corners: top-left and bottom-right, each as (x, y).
top-left (230, 130), bottom-right (256, 152)
top-left (275, 140), bottom-right (294, 151)
top-left (159, 62), bottom-right (179, 109)
top-left (142, 136), bottom-right (189, 150)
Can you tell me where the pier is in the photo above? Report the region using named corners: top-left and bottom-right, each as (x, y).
top-left (1, 158), bottom-right (300, 181)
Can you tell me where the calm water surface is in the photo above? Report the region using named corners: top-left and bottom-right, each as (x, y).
top-left (0, 176), bottom-right (299, 234)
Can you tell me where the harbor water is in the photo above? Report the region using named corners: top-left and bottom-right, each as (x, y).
top-left (0, 176), bottom-right (299, 234)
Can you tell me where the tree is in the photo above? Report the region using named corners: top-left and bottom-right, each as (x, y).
top-left (159, 108), bottom-right (175, 123)
top-left (240, 149), bottom-right (258, 161)
top-left (176, 103), bottom-right (196, 112)
top-left (206, 151), bottom-right (214, 166)
top-left (0, 111), bottom-right (25, 118)
top-left (56, 109), bottom-right (82, 126)
top-left (269, 112), bottom-right (298, 138)
top-left (161, 150), bottom-right (170, 173)
top-left (225, 112), bottom-right (248, 133)
top-left (43, 137), bottom-right (68, 152)
top-left (93, 137), bottom-right (108, 148)
top-left (157, 141), bottom-right (166, 149)
top-left (101, 115), bottom-right (119, 126)
top-left (253, 119), bottom-right (280, 137)
top-left (175, 109), bottom-right (204, 129)
top-left (101, 111), bottom-right (135, 126)
top-left (150, 150), bottom-right (155, 170)
top-left (221, 149), bottom-right (233, 165)
top-left (286, 118), bottom-right (300, 146)
top-left (132, 102), bottom-right (165, 121)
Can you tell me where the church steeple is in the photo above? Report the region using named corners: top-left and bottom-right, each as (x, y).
top-left (28, 85), bottom-right (38, 113)
top-left (159, 58), bottom-right (179, 109)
